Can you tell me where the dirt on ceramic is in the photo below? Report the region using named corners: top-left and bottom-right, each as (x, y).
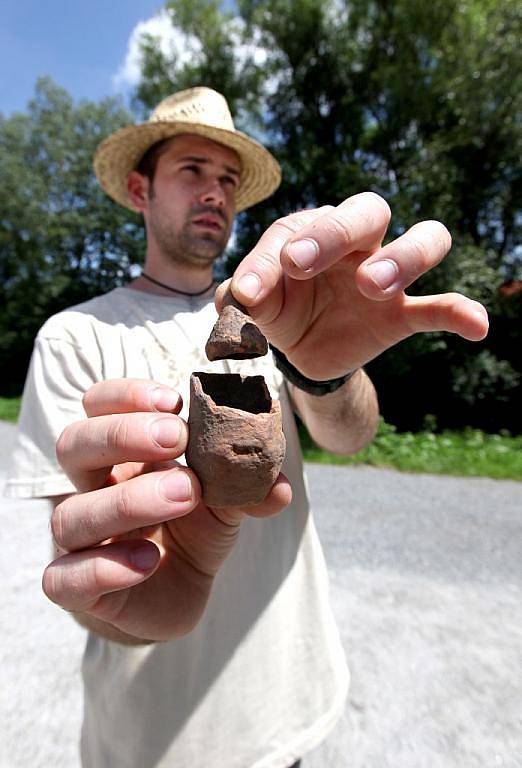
top-left (185, 372), bottom-right (286, 508)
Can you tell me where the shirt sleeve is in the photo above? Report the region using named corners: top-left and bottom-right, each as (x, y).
top-left (4, 333), bottom-right (99, 499)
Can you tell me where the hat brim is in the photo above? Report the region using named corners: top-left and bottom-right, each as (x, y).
top-left (93, 121), bottom-right (281, 213)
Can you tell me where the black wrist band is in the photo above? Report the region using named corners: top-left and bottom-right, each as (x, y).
top-left (269, 344), bottom-right (358, 397)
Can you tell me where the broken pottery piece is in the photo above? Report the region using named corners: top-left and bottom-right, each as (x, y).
top-left (185, 372), bottom-right (286, 508)
top-left (205, 296), bottom-right (268, 361)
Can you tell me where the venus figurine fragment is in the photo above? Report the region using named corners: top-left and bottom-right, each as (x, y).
top-left (185, 372), bottom-right (286, 507)
top-left (205, 297), bottom-right (268, 361)
top-left (187, 293), bottom-right (285, 507)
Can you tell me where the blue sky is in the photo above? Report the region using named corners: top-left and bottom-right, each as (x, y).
top-left (0, 1), bottom-right (170, 115)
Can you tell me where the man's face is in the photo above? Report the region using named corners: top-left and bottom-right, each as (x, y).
top-left (140, 134), bottom-right (240, 269)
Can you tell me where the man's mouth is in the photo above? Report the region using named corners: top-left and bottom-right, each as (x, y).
top-left (192, 215), bottom-right (224, 232)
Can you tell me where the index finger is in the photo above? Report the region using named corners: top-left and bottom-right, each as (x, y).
top-left (280, 192), bottom-right (391, 280)
top-left (83, 379), bottom-right (182, 418)
top-left (230, 207), bottom-right (331, 310)
top-left (56, 411), bottom-right (189, 492)
top-left (231, 194), bottom-right (390, 307)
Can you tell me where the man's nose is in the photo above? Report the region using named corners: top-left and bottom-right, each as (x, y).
top-left (198, 179), bottom-right (226, 208)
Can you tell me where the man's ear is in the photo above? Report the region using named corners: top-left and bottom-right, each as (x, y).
top-left (127, 171), bottom-right (150, 213)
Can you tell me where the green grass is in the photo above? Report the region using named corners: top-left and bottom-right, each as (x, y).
top-left (300, 418), bottom-right (522, 481)
top-left (0, 396), bottom-right (21, 423)
top-left (1, 396), bottom-right (520, 480)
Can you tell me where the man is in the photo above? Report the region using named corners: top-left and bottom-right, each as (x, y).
top-left (5, 87), bottom-right (488, 767)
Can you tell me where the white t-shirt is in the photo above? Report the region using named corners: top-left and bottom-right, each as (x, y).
top-left (5, 287), bottom-right (349, 768)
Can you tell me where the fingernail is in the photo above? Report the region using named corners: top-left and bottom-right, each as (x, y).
top-left (286, 239), bottom-right (319, 271)
top-left (160, 471), bottom-right (192, 502)
top-left (473, 308), bottom-right (489, 325)
top-left (237, 273), bottom-right (261, 301)
top-left (150, 387), bottom-right (180, 412)
top-left (472, 302), bottom-right (488, 319)
top-left (150, 418), bottom-right (182, 448)
top-left (130, 544), bottom-right (159, 571)
top-left (365, 259), bottom-right (399, 290)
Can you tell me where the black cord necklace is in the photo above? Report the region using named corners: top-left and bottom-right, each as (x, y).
top-left (141, 272), bottom-right (216, 297)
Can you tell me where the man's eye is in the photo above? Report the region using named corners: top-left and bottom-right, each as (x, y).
top-left (182, 165), bottom-right (199, 174)
top-left (222, 175), bottom-right (238, 188)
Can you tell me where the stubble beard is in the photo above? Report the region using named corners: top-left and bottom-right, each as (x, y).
top-left (148, 203), bottom-right (229, 270)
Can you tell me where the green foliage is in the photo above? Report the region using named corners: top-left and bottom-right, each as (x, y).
top-left (0, 397), bottom-right (21, 423)
top-left (300, 418), bottom-right (522, 480)
top-left (134, 0), bottom-right (267, 128)
top-left (0, 78), bottom-right (145, 394)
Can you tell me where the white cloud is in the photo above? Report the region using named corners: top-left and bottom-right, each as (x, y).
top-left (112, 9), bottom-right (203, 90)
top-left (228, 18), bottom-right (285, 97)
top-left (112, 9), bottom-right (286, 114)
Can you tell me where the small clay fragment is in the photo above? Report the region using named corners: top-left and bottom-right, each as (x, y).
top-left (205, 297), bottom-right (268, 361)
top-left (186, 372), bottom-right (286, 507)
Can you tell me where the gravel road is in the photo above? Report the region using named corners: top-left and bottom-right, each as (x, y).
top-left (1, 420), bottom-right (521, 768)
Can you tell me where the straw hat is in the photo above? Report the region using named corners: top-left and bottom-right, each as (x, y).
top-left (94, 86), bottom-right (281, 213)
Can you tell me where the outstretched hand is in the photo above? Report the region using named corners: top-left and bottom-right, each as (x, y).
top-left (43, 379), bottom-right (291, 643)
top-left (221, 193), bottom-right (488, 380)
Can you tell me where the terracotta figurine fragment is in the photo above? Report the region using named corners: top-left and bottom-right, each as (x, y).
top-left (205, 296), bottom-right (268, 361)
top-left (205, 304), bottom-right (268, 360)
top-left (186, 293), bottom-right (286, 507)
top-left (185, 372), bottom-right (286, 507)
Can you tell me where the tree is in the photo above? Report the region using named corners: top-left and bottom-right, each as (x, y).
top-left (0, 78), bottom-right (144, 394)
top-left (133, 0), bottom-right (522, 430)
